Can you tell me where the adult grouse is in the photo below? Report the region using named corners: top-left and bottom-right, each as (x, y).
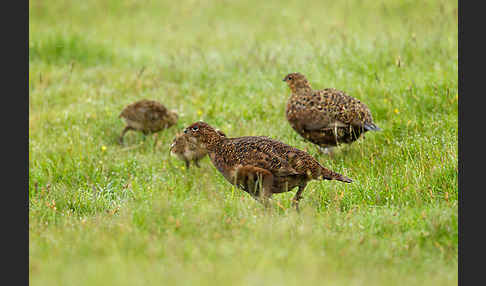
top-left (183, 121), bottom-right (352, 209)
top-left (283, 72), bottom-right (380, 153)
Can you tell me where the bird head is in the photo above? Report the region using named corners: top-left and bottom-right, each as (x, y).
top-left (283, 72), bottom-right (312, 93)
top-left (169, 133), bottom-right (184, 154)
top-left (183, 121), bottom-right (226, 147)
top-left (167, 110), bottom-right (179, 126)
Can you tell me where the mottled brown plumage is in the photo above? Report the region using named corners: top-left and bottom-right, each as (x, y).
top-left (283, 73), bottom-right (381, 153)
top-left (183, 121), bottom-right (352, 209)
top-left (170, 129), bottom-right (226, 168)
top-left (119, 99), bottom-right (178, 144)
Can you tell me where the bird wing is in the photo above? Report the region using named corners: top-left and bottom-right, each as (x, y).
top-left (231, 137), bottom-right (302, 177)
top-left (302, 117), bottom-right (348, 131)
top-left (287, 91), bottom-right (351, 131)
top-left (312, 89), bottom-right (374, 129)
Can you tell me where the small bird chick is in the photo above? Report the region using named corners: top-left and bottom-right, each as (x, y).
top-left (119, 99), bottom-right (178, 144)
top-left (283, 72), bottom-right (381, 154)
top-left (182, 121), bottom-right (352, 210)
top-left (170, 129), bottom-right (226, 169)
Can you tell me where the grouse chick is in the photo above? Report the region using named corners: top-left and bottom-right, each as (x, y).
top-left (183, 121), bottom-right (352, 209)
top-left (119, 99), bottom-right (178, 144)
top-left (170, 129), bottom-right (226, 169)
top-left (283, 72), bottom-right (381, 153)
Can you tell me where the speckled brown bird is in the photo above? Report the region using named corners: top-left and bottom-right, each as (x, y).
top-left (119, 99), bottom-right (178, 144)
top-left (283, 72), bottom-right (381, 153)
top-left (182, 121), bottom-right (352, 210)
top-left (170, 129), bottom-right (226, 168)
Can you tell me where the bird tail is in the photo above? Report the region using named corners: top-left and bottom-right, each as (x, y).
top-left (319, 167), bottom-right (353, 183)
top-left (364, 123), bottom-right (381, 132)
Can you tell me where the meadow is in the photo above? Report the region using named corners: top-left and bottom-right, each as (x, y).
top-left (29, 0), bottom-right (458, 285)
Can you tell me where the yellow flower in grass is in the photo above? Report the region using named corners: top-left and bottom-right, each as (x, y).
top-left (394, 108), bottom-right (399, 114)
top-left (197, 110), bottom-right (203, 116)
top-left (101, 145), bottom-right (107, 152)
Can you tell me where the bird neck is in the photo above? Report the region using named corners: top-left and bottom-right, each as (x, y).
top-left (203, 133), bottom-right (226, 153)
top-left (290, 83), bottom-right (312, 94)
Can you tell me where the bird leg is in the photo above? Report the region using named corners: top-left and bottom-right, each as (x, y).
top-left (185, 160), bottom-right (190, 169)
top-left (292, 182), bottom-right (307, 212)
top-left (333, 125), bottom-right (339, 146)
top-left (256, 171), bottom-right (274, 208)
top-left (152, 133), bottom-right (159, 151)
top-left (235, 166), bottom-right (274, 207)
top-left (317, 145), bottom-right (335, 156)
top-left (141, 130), bottom-right (150, 143)
top-left (119, 126), bottom-right (134, 144)
top-left (194, 159), bottom-right (201, 168)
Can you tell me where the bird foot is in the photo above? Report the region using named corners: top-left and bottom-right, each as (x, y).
top-left (291, 197), bottom-right (303, 213)
top-left (318, 146), bottom-right (334, 155)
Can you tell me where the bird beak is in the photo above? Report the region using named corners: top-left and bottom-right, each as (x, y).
top-left (282, 77), bottom-right (287, 82)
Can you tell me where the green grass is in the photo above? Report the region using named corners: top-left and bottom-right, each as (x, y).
top-left (29, 0), bottom-right (458, 285)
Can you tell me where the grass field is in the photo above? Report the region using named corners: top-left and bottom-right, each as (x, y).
top-left (29, 0), bottom-right (458, 285)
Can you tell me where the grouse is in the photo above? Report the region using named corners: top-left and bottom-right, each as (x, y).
top-left (119, 99), bottom-right (178, 144)
top-left (182, 121), bottom-right (352, 210)
top-left (283, 72), bottom-right (381, 153)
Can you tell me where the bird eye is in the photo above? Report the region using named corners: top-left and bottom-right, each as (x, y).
top-left (288, 76), bottom-right (293, 80)
top-left (191, 126), bottom-right (199, 132)
top-left (183, 129), bottom-right (188, 134)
